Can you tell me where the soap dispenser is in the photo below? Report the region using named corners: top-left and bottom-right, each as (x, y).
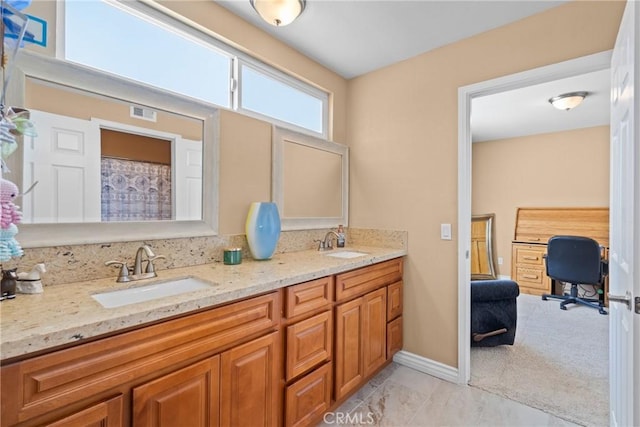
top-left (336, 225), bottom-right (346, 248)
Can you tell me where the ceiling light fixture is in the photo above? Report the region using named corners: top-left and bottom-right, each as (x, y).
top-left (548, 91), bottom-right (588, 111)
top-left (250, 0), bottom-right (306, 27)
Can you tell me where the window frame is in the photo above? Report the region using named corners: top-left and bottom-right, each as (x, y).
top-left (58, 0), bottom-right (330, 139)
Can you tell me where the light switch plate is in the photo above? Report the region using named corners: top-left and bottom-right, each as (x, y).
top-left (441, 223), bottom-right (452, 240)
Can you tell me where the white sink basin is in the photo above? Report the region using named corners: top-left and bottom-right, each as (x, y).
top-left (323, 250), bottom-right (368, 259)
top-left (92, 276), bottom-right (216, 309)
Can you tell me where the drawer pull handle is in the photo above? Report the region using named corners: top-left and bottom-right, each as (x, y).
top-left (528, 238), bottom-right (541, 241)
top-left (523, 274), bottom-right (539, 279)
top-left (523, 256), bottom-right (539, 260)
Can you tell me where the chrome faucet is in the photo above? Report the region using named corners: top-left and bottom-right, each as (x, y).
top-left (105, 245), bottom-right (166, 283)
top-left (316, 231), bottom-right (340, 251)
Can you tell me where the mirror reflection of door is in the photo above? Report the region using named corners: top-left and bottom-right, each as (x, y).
top-left (471, 213), bottom-right (497, 280)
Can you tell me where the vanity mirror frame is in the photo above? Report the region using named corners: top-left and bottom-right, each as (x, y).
top-left (471, 213), bottom-right (498, 280)
top-left (5, 51), bottom-right (220, 248)
top-left (272, 126), bottom-right (349, 230)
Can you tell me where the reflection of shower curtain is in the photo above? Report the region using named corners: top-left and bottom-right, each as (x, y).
top-left (101, 158), bottom-right (172, 221)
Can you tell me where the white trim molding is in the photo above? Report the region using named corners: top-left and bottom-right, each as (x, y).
top-left (393, 350), bottom-right (459, 384)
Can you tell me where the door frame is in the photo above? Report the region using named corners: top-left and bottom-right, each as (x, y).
top-left (456, 50), bottom-right (612, 384)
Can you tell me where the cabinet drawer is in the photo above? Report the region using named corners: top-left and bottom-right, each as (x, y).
top-left (335, 258), bottom-right (403, 302)
top-left (515, 267), bottom-right (547, 289)
top-left (285, 362), bottom-right (332, 427)
top-left (286, 311), bottom-right (332, 381)
top-left (515, 247), bottom-right (545, 266)
top-left (284, 276), bottom-right (333, 319)
top-left (387, 316), bottom-right (403, 358)
top-left (1, 292), bottom-right (279, 426)
top-left (387, 281), bottom-right (403, 321)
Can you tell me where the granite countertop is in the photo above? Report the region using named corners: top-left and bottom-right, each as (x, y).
top-left (0, 245), bottom-right (406, 361)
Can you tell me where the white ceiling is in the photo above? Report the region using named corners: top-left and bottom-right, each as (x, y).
top-left (215, 0), bottom-right (610, 140)
top-left (472, 69), bottom-right (610, 142)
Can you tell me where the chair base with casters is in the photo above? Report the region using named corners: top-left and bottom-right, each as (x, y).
top-left (471, 280), bottom-right (519, 347)
top-left (542, 283), bottom-right (607, 315)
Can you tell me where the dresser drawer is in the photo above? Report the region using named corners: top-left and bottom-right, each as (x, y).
top-left (515, 267), bottom-right (547, 290)
top-left (515, 247), bottom-right (545, 266)
top-left (284, 276), bottom-right (333, 319)
top-left (285, 311), bottom-right (332, 381)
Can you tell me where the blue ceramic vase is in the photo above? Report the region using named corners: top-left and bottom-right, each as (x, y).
top-left (245, 202), bottom-right (281, 260)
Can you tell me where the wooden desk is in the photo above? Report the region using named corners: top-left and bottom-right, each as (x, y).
top-left (511, 207), bottom-right (609, 302)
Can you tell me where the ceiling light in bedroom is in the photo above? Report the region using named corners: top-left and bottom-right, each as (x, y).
top-left (250, 0), bottom-right (306, 27)
top-left (548, 91), bottom-right (588, 111)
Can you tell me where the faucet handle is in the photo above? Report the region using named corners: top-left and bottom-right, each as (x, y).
top-left (145, 255), bottom-right (166, 274)
top-left (105, 260), bottom-right (130, 281)
top-left (314, 239), bottom-right (326, 251)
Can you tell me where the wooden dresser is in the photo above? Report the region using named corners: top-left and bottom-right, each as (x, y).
top-left (511, 207), bottom-right (609, 297)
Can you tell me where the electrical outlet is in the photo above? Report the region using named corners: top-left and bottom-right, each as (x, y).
top-left (498, 257), bottom-right (503, 265)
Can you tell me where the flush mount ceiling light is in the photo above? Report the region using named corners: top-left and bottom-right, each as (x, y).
top-left (250, 0), bottom-right (306, 27)
top-left (548, 91), bottom-right (589, 111)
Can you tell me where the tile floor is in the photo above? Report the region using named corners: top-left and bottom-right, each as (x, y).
top-left (317, 362), bottom-right (581, 427)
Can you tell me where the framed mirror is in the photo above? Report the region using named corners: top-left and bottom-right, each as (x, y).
top-left (4, 51), bottom-right (219, 247)
top-left (471, 213), bottom-right (498, 280)
top-left (272, 127), bottom-right (348, 230)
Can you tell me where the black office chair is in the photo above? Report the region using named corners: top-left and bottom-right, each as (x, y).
top-left (542, 235), bottom-right (608, 315)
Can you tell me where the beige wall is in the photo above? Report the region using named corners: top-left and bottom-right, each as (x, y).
top-left (472, 126), bottom-right (610, 278)
top-left (347, 1), bottom-right (624, 367)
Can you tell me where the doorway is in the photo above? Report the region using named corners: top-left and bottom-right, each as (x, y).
top-left (456, 50), bottom-right (612, 381)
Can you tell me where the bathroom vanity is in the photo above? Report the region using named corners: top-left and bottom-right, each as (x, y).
top-left (0, 247), bottom-right (404, 427)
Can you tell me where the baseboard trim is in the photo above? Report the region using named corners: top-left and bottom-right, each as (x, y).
top-left (393, 350), bottom-right (460, 383)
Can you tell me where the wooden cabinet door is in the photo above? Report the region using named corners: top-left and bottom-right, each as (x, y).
top-left (220, 332), bottom-right (279, 427)
top-left (286, 310), bottom-right (332, 381)
top-left (387, 281), bottom-right (403, 321)
top-left (334, 297), bottom-right (363, 401)
top-left (362, 288), bottom-right (387, 377)
top-left (47, 395), bottom-right (123, 427)
top-left (133, 356), bottom-right (220, 427)
top-left (387, 316), bottom-right (403, 358)
top-left (284, 361), bottom-right (332, 427)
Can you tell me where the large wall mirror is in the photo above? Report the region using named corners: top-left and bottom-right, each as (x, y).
top-left (471, 213), bottom-right (498, 280)
top-left (5, 51), bottom-right (219, 247)
top-left (272, 127), bottom-right (348, 230)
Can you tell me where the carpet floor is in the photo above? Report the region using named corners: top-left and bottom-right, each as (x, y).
top-left (470, 293), bottom-right (609, 427)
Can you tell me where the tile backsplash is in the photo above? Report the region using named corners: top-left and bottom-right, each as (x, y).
top-left (9, 228), bottom-right (407, 286)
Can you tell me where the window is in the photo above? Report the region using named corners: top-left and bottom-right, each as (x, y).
top-left (239, 62), bottom-right (326, 135)
top-left (62, 0), bottom-right (329, 137)
top-left (64, 0), bottom-right (232, 108)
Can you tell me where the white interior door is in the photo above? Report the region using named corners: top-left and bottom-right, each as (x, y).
top-left (23, 110), bottom-right (101, 223)
top-left (608, 1), bottom-right (638, 426)
top-left (173, 138), bottom-right (202, 221)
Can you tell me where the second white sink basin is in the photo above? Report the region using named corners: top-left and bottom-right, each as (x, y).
top-left (323, 250), bottom-right (368, 259)
top-left (92, 276), bottom-right (216, 309)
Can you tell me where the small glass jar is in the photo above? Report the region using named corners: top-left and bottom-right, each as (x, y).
top-left (223, 248), bottom-right (242, 265)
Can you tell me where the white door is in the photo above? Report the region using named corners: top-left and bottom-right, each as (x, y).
top-left (23, 110), bottom-right (101, 223)
top-left (609, 1), bottom-right (639, 426)
top-left (173, 138), bottom-right (202, 221)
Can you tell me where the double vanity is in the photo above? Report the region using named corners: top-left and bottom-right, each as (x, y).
top-left (0, 245), bottom-right (405, 426)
